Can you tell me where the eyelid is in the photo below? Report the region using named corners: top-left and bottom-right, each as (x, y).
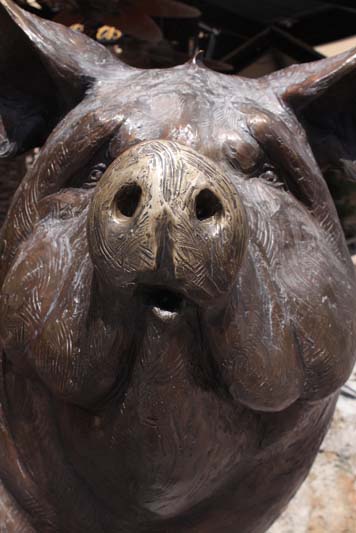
top-left (223, 138), bottom-right (263, 174)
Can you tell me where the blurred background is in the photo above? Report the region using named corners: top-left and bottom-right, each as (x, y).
top-left (15, 0), bottom-right (356, 72)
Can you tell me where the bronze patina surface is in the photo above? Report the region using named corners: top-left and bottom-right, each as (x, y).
top-left (0, 1), bottom-right (356, 531)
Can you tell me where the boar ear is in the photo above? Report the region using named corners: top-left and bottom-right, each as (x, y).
top-left (267, 48), bottom-right (356, 242)
top-left (0, 0), bottom-right (124, 157)
top-left (269, 48), bottom-right (356, 110)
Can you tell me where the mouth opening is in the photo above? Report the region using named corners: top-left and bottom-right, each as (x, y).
top-left (138, 286), bottom-right (184, 313)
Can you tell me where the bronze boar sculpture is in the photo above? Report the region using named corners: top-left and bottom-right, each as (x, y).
top-left (0, 1), bottom-right (356, 531)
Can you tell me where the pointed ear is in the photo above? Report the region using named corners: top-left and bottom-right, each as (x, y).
top-left (0, 0), bottom-right (125, 157)
top-left (269, 48), bottom-right (356, 110)
top-left (266, 48), bottom-right (356, 243)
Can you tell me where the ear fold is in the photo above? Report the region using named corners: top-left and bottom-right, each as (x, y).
top-left (266, 48), bottom-right (356, 244)
top-left (0, 0), bottom-right (125, 157)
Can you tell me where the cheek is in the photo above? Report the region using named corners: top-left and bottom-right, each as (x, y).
top-left (277, 237), bottom-right (356, 399)
top-left (245, 193), bottom-right (356, 401)
top-left (0, 216), bottom-right (126, 405)
top-left (0, 217), bottom-right (82, 367)
top-left (206, 249), bottom-right (304, 412)
top-left (204, 185), bottom-right (355, 411)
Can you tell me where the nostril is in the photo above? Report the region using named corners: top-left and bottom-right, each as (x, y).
top-left (195, 189), bottom-right (223, 221)
top-left (115, 183), bottom-right (142, 218)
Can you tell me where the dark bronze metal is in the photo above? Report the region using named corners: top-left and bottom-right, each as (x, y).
top-left (0, 1), bottom-right (356, 531)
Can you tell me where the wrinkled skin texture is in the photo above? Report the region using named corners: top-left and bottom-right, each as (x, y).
top-left (0, 1), bottom-right (356, 532)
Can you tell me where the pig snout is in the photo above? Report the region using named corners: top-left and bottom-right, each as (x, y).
top-left (88, 140), bottom-right (248, 309)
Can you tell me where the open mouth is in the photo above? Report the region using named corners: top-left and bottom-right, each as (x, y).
top-left (137, 286), bottom-right (184, 314)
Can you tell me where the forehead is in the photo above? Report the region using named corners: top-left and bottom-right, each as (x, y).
top-left (94, 64), bottom-right (292, 159)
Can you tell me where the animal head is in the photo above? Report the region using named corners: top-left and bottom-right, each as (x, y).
top-left (0, 0), bottom-right (356, 528)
